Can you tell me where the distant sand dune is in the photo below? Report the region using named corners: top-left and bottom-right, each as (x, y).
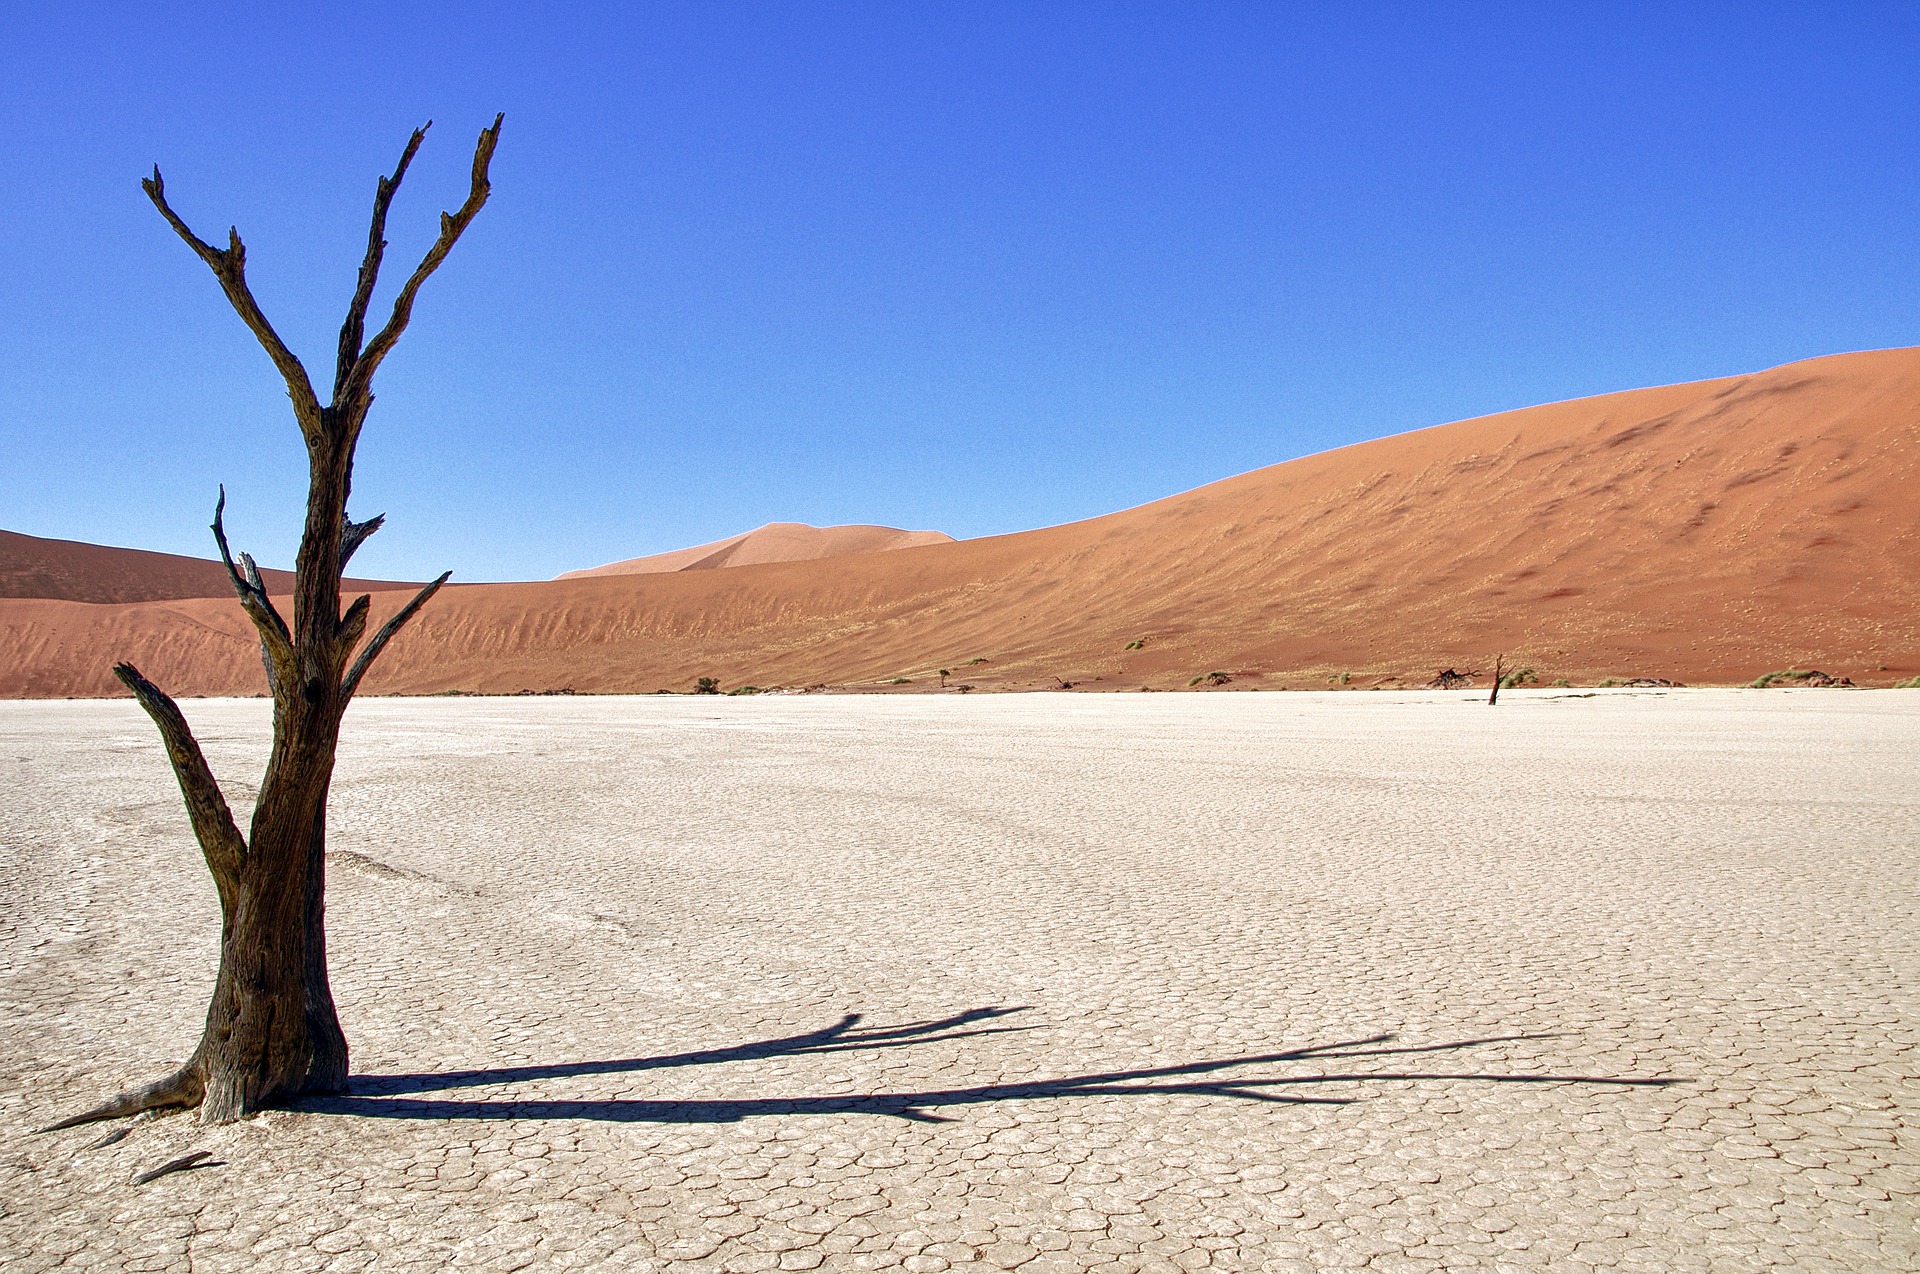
top-left (557, 523), bottom-right (955, 578)
top-left (3, 346), bottom-right (1917, 696)
top-left (0, 530), bottom-right (418, 605)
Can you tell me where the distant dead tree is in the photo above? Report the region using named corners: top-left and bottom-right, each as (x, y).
top-left (1488, 654), bottom-right (1505, 706)
top-left (45, 116), bottom-right (504, 1129)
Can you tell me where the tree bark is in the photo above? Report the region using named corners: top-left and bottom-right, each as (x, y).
top-left (44, 115), bottom-right (502, 1131)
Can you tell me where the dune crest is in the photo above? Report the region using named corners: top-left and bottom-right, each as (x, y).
top-left (558, 523), bottom-right (955, 578)
top-left (3, 346), bottom-right (1918, 696)
top-left (0, 530), bottom-right (419, 605)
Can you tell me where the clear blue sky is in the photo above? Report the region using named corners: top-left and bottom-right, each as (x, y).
top-left (2, 3), bottom-right (1915, 582)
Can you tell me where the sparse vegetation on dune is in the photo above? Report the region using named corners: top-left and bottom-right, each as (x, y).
top-left (1751, 669), bottom-right (1853, 689)
top-left (1896, 676), bottom-right (1920, 689)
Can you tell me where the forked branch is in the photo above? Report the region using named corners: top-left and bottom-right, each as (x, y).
top-left (140, 171), bottom-right (323, 440)
top-left (341, 114), bottom-right (504, 419)
top-left (334, 126), bottom-right (430, 400)
top-left (111, 664), bottom-right (247, 907)
top-left (341, 572), bottom-right (452, 699)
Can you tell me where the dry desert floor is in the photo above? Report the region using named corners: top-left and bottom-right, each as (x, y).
top-left (2, 689), bottom-right (1916, 1272)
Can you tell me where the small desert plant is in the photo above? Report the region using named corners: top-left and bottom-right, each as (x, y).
top-left (1752, 669), bottom-right (1851, 689)
top-left (1550, 678), bottom-right (1570, 687)
top-left (693, 676), bottom-right (721, 695)
top-left (726, 685), bottom-right (762, 696)
top-left (1124, 639), bottom-right (1145, 651)
top-left (1328, 671), bottom-right (1351, 686)
top-left (888, 677), bottom-right (912, 685)
top-left (1895, 676), bottom-right (1920, 689)
top-left (1188, 671), bottom-right (1232, 687)
top-left (1597, 677), bottom-right (1620, 688)
top-left (1499, 666), bottom-right (1537, 689)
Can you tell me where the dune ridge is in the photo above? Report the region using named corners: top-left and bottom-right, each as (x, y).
top-left (558, 523), bottom-right (955, 578)
top-left (0, 530), bottom-right (419, 605)
top-left (3, 346), bottom-right (1917, 697)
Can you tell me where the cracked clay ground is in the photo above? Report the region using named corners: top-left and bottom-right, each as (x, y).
top-left (2, 689), bottom-right (1916, 1272)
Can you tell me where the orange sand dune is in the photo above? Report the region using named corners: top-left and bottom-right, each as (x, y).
top-left (0, 530), bottom-right (419, 605)
top-left (558, 522), bottom-right (954, 578)
top-left (4, 347), bottom-right (1917, 698)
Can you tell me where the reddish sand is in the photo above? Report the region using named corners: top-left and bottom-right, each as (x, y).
top-left (4, 347), bottom-right (1917, 698)
top-left (0, 530), bottom-right (418, 605)
top-left (558, 523), bottom-right (954, 578)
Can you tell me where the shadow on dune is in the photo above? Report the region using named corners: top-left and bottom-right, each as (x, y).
top-left (304, 1008), bottom-right (1683, 1125)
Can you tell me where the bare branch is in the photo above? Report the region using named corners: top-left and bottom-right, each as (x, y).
top-left (141, 168), bottom-right (323, 440)
top-left (112, 664), bottom-right (247, 905)
top-left (236, 552), bottom-right (267, 597)
top-left (334, 126), bottom-right (430, 401)
top-left (336, 594), bottom-right (371, 665)
top-left (209, 490), bottom-right (297, 693)
top-left (341, 115), bottom-right (503, 419)
top-left (341, 572), bottom-right (451, 699)
top-left (133, 1150), bottom-right (215, 1185)
top-left (340, 514), bottom-right (384, 568)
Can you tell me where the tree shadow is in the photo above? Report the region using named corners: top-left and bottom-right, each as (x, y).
top-left (347, 1007), bottom-right (1034, 1097)
top-left (303, 1008), bottom-right (1683, 1125)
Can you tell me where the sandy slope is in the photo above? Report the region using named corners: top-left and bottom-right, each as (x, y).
top-left (558, 522), bottom-right (954, 577)
top-left (3, 347), bottom-right (1917, 697)
top-left (0, 529), bottom-right (418, 605)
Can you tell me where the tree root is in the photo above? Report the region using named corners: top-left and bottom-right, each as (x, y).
top-left (37, 1064), bottom-right (204, 1133)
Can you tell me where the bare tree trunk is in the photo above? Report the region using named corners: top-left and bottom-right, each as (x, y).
top-left (43, 117), bottom-right (499, 1131)
top-left (1488, 653), bottom-right (1505, 706)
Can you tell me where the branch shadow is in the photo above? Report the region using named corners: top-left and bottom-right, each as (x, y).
top-left (304, 1008), bottom-right (1684, 1126)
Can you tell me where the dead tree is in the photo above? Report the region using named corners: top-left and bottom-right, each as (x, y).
top-left (1488, 653), bottom-right (1505, 706)
top-left (45, 116), bottom-right (503, 1129)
